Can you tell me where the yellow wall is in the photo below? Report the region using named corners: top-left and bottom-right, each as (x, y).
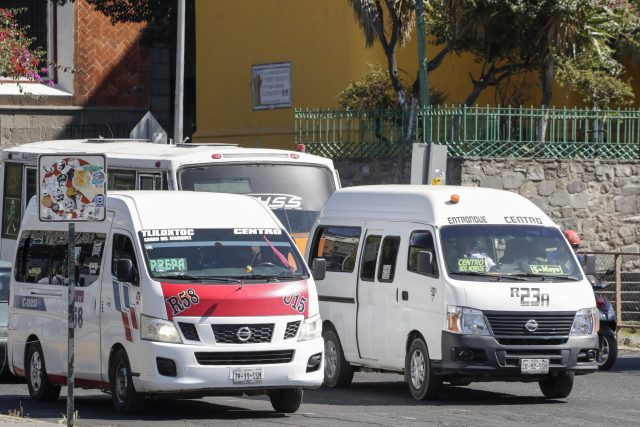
top-left (194, 1), bottom-right (619, 149)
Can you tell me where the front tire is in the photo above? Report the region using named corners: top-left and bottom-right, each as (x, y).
top-left (26, 342), bottom-right (61, 402)
top-left (269, 388), bottom-right (303, 413)
top-left (597, 334), bottom-right (618, 370)
top-left (405, 337), bottom-right (441, 400)
top-left (539, 372), bottom-right (574, 399)
top-left (110, 348), bottom-right (145, 414)
top-left (323, 328), bottom-right (354, 388)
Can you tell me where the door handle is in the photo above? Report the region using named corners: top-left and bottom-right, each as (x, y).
top-left (402, 291), bottom-right (409, 301)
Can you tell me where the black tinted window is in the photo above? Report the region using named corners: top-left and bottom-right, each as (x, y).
top-left (360, 235), bottom-right (381, 281)
top-left (311, 226), bottom-right (361, 273)
top-left (378, 236), bottom-right (400, 282)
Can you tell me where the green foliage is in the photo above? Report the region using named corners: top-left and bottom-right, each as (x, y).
top-left (556, 53), bottom-right (635, 108)
top-left (337, 64), bottom-right (446, 110)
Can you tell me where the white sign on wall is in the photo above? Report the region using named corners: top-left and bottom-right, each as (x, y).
top-left (252, 62), bottom-right (292, 110)
top-left (38, 154), bottom-right (107, 222)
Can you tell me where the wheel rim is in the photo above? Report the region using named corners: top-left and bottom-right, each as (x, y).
top-left (115, 361), bottom-right (128, 403)
top-left (30, 351), bottom-right (42, 393)
top-left (410, 349), bottom-right (426, 390)
top-left (597, 337), bottom-right (610, 365)
top-left (325, 339), bottom-right (338, 380)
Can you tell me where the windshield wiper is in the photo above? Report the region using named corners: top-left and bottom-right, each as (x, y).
top-left (450, 271), bottom-right (526, 281)
top-left (153, 273), bottom-right (243, 283)
top-left (512, 273), bottom-right (581, 281)
top-left (238, 274), bottom-right (306, 282)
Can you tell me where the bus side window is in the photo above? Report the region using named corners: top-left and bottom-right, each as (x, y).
top-left (3, 163), bottom-right (23, 239)
top-left (310, 226), bottom-right (361, 275)
top-left (108, 170), bottom-right (136, 190)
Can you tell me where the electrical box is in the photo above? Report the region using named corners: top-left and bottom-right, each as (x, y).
top-left (410, 143), bottom-right (448, 185)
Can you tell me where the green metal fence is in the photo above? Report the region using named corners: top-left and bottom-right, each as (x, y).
top-left (294, 106), bottom-right (640, 159)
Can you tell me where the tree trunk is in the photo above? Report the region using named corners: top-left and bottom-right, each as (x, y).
top-left (537, 58), bottom-right (554, 143)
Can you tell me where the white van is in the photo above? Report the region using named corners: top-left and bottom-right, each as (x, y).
top-left (8, 191), bottom-right (323, 413)
top-left (0, 139), bottom-right (340, 259)
top-left (307, 185), bottom-right (599, 400)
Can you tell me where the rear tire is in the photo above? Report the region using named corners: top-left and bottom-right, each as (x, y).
top-left (110, 348), bottom-right (145, 414)
top-left (405, 337), bottom-right (441, 400)
top-left (597, 334), bottom-right (618, 370)
top-left (323, 328), bottom-right (354, 388)
top-left (539, 372), bottom-right (574, 399)
top-left (26, 342), bottom-right (61, 402)
top-left (269, 388), bottom-right (303, 413)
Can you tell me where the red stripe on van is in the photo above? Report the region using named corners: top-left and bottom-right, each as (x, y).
top-left (121, 312), bottom-right (133, 342)
top-left (47, 374), bottom-right (110, 389)
top-left (129, 307), bottom-right (138, 330)
top-left (161, 281), bottom-right (309, 320)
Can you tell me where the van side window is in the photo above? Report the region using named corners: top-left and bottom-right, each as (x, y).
top-left (360, 235), bottom-right (381, 282)
top-left (112, 234), bottom-right (139, 285)
top-left (14, 230), bottom-right (107, 286)
top-left (408, 230), bottom-right (439, 277)
top-left (377, 236), bottom-right (400, 282)
top-left (108, 170), bottom-right (136, 190)
top-left (311, 226), bottom-right (361, 273)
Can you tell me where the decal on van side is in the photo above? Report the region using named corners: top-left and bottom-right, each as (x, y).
top-left (160, 281), bottom-right (309, 320)
top-left (16, 295), bottom-right (47, 311)
top-left (112, 280), bottom-right (139, 342)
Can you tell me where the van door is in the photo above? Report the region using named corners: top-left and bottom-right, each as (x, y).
top-left (73, 228), bottom-right (109, 383)
top-left (355, 229), bottom-right (382, 361)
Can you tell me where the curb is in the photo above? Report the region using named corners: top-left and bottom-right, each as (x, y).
top-left (0, 415), bottom-right (55, 425)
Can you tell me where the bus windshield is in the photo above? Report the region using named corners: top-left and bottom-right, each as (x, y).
top-left (178, 164), bottom-right (336, 234)
top-left (139, 228), bottom-right (308, 283)
top-left (440, 225), bottom-right (582, 281)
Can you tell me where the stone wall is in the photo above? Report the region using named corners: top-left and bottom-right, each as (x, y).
top-left (334, 158), bottom-right (640, 252)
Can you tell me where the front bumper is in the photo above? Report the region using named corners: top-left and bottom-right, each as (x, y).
top-left (434, 332), bottom-right (598, 382)
top-left (130, 337), bottom-right (324, 395)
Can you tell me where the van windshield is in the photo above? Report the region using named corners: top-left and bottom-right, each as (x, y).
top-left (440, 225), bottom-right (582, 281)
top-left (139, 228), bottom-right (308, 283)
top-left (178, 164), bottom-right (336, 234)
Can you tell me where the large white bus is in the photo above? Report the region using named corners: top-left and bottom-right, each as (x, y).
top-left (0, 139), bottom-right (340, 260)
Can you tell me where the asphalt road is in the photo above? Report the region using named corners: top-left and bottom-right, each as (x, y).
top-left (1, 350), bottom-right (639, 427)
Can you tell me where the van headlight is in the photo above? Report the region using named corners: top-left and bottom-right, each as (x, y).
top-left (140, 314), bottom-right (182, 343)
top-left (446, 306), bottom-right (491, 336)
top-left (570, 307), bottom-right (599, 336)
top-left (298, 314), bottom-right (322, 341)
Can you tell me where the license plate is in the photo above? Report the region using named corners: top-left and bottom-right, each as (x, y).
top-left (521, 358), bottom-right (549, 374)
top-left (231, 367), bottom-right (264, 384)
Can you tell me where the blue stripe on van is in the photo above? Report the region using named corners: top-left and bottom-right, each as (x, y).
top-left (112, 281), bottom-right (122, 312)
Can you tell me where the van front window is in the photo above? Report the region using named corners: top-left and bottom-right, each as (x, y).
top-left (139, 228), bottom-right (308, 283)
top-left (178, 164), bottom-right (335, 234)
top-left (440, 225), bottom-right (582, 281)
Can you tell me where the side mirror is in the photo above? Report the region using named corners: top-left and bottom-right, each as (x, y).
top-left (583, 254), bottom-right (596, 275)
top-left (311, 258), bottom-right (326, 281)
top-left (114, 258), bottom-right (136, 284)
top-left (417, 251), bottom-right (434, 275)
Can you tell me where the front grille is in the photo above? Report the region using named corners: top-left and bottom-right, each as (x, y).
top-left (178, 322), bottom-right (200, 341)
top-left (212, 323), bottom-right (274, 344)
top-left (284, 321), bottom-right (300, 339)
top-left (485, 311), bottom-right (574, 345)
top-left (194, 350), bottom-right (295, 365)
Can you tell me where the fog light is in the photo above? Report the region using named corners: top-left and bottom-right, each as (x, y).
top-left (306, 352), bottom-right (322, 373)
top-left (458, 349), bottom-right (474, 362)
top-left (586, 349), bottom-right (597, 361)
top-left (156, 357), bottom-right (177, 377)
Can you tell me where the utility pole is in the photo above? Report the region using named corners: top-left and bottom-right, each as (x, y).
top-left (173, 0), bottom-right (185, 144)
top-left (415, 0), bottom-right (433, 184)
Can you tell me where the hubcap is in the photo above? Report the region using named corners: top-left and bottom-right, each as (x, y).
top-left (30, 351), bottom-right (42, 392)
top-left (597, 337), bottom-right (610, 365)
top-left (325, 339), bottom-right (338, 379)
top-left (410, 349), bottom-right (426, 390)
top-left (115, 362), bottom-right (128, 402)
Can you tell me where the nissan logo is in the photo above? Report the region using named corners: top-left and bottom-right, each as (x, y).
top-left (236, 326), bottom-right (252, 342)
top-left (525, 319), bottom-right (539, 332)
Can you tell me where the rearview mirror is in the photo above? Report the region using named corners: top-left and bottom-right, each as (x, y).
top-left (114, 258), bottom-right (137, 284)
top-left (417, 251), bottom-right (434, 275)
top-left (311, 258), bottom-right (326, 281)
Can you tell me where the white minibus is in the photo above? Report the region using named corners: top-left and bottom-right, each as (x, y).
top-left (0, 139), bottom-right (340, 259)
top-left (8, 191), bottom-right (323, 413)
top-left (307, 185), bottom-right (599, 400)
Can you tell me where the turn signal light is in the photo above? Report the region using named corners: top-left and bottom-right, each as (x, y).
top-left (450, 194), bottom-right (460, 204)
top-left (289, 153), bottom-right (300, 159)
top-left (211, 153), bottom-right (222, 159)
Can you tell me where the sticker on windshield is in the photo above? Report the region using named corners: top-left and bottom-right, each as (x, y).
top-left (250, 194), bottom-right (303, 210)
top-left (457, 258), bottom-right (486, 272)
top-left (233, 228), bottom-right (282, 235)
top-left (529, 264), bottom-right (563, 274)
top-left (141, 229), bottom-right (194, 243)
top-left (150, 258), bottom-right (187, 273)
